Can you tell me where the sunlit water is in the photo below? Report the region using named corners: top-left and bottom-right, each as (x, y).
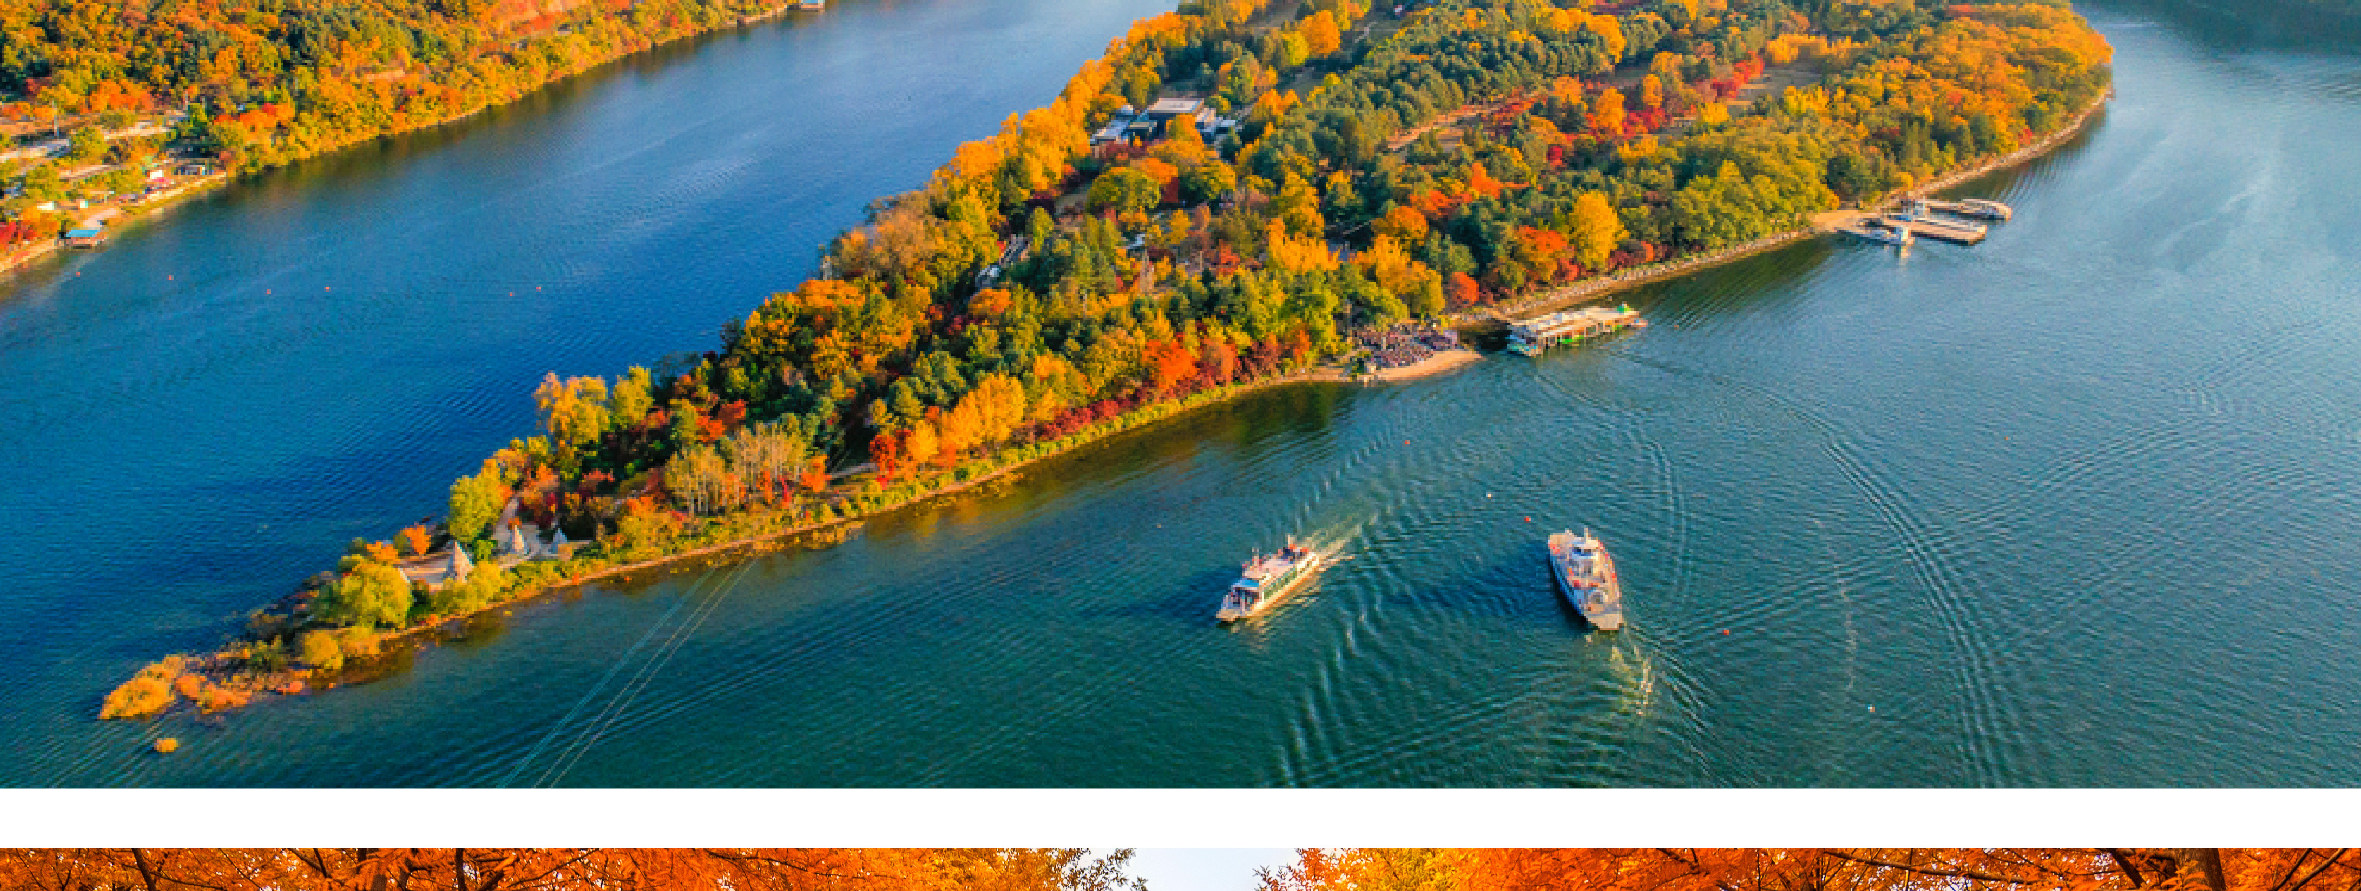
top-left (6, 0), bottom-right (2360, 786)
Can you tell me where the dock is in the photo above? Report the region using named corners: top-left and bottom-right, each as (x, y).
top-left (1879, 210), bottom-right (1987, 245)
top-left (1918, 198), bottom-right (2013, 221)
top-left (1507, 304), bottom-right (1645, 355)
top-left (1836, 219), bottom-right (1912, 246)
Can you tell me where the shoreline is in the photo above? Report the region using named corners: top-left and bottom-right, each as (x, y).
top-left (106, 91), bottom-right (2113, 721)
top-left (97, 39), bottom-right (2116, 725)
top-left (4, 4), bottom-right (812, 282)
top-left (117, 360), bottom-right (1352, 717)
top-left (1483, 92), bottom-right (2112, 324)
top-left (0, 173), bottom-right (237, 278)
top-left (1363, 347), bottom-right (1482, 382)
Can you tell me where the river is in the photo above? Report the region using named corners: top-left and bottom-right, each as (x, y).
top-left (5, 0), bottom-right (2360, 787)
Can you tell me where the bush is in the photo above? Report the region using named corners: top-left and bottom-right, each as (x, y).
top-left (100, 666), bottom-right (178, 719)
top-left (297, 629), bottom-right (344, 671)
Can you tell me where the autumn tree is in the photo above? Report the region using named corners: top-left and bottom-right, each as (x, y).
top-left (537, 373), bottom-right (613, 450)
top-left (1301, 10), bottom-right (1344, 57)
top-left (1566, 191), bottom-right (1625, 270)
top-left (0, 848), bottom-right (1153, 891)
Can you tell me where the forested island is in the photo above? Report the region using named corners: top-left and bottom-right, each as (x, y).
top-left (100, 0), bottom-right (2112, 721)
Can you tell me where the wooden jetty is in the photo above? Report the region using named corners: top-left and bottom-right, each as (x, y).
top-left (1507, 304), bottom-right (1645, 355)
top-left (1881, 210), bottom-right (1987, 245)
top-left (1919, 198), bottom-right (2013, 221)
top-left (1836, 218), bottom-right (1912, 246)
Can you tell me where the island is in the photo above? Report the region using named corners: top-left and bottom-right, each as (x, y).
top-left (99, 0), bottom-right (2114, 720)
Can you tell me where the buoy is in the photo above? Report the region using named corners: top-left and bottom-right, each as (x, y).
top-left (167, 274), bottom-right (173, 280)
top-left (153, 738), bottom-right (179, 754)
top-left (1721, 628), bottom-right (1729, 634)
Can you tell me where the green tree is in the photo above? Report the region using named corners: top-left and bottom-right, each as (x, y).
top-left (66, 126), bottom-right (106, 164)
top-left (21, 164), bottom-right (63, 202)
top-left (446, 467), bottom-right (506, 542)
top-left (1087, 167), bottom-right (1163, 214)
top-left (316, 562), bottom-right (413, 628)
top-left (608, 366), bottom-right (656, 432)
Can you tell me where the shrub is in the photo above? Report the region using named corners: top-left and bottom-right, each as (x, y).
top-left (100, 665), bottom-right (179, 719)
top-left (298, 629), bottom-right (344, 671)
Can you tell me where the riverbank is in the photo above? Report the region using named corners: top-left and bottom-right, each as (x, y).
top-left (1364, 347), bottom-right (1482, 382)
top-left (1483, 92), bottom-right (2113, 324)
top-left (0, 173), bottom-right (235, 278)
top-left (102, 358), bottom-right (1350, 721)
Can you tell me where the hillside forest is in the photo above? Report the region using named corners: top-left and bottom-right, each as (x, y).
top-left (99, 0), bottom-right (2112, 718)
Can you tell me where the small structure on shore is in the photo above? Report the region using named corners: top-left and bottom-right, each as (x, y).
top-left (63, 225), bottom-right (105, 249)
top-left (506, 523), bottom-right (538, 557)
top-left (446, 541), bottom-right (474, 580)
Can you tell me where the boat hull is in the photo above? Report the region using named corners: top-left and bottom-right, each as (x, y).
top-left (1547, 531), bottom-right (1624, 631)
top-left (1216, 552), bottom-right (1323, 622)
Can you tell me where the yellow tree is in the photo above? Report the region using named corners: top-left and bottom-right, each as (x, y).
top-left (1566, 191), bottom-right (1625, 270)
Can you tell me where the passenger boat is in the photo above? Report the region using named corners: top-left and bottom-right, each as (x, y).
top-left (1546, 529), bottom-right (1624, 631)
top-left (1216, 539), bottom-right (1323, 622)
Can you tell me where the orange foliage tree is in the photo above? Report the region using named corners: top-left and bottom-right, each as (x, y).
top-left (1262, 850), bottom-right (2361, 891)
top-left (0, 848), bottom-right (1151, 891)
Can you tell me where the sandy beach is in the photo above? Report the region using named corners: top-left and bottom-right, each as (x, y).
top-left (1365, 347), bottom-right (1482, 382)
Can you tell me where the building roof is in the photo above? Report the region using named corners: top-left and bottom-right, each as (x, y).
top-left (1146, 97), bottom-right (1205, 118)
top-left (63, 228), bottom-right (102, 239)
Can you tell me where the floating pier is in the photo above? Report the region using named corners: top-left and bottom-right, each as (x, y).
top-left (1919, 198), bottom-right (2013, 221)
top-left (1881, 210), bottom-right (1988, 245)
top-left (1836, 219), bottom-right (1913, 246)
top-left (1507, 304), bottom-right (1645, 355)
